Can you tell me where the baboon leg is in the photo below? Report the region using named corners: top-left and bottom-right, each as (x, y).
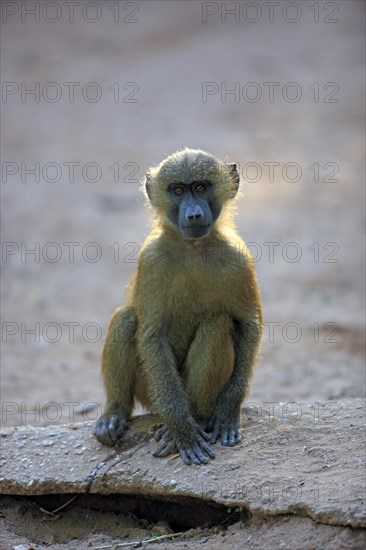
top-left (183, 314), bottom-right (235, 428)
top-left (94, 306), bottom-right (141, 445)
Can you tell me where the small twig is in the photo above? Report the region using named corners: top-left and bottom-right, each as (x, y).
top-left (40, 494), bottom-right (79, 516)
top-left (218, 514), bottom-right (234, 527)
top-left (167, 452), bottom-right (180, 461)
top-left (92, 531), bottom-right (184, 549)
top-left (218, 507), bottom-right (244, 527)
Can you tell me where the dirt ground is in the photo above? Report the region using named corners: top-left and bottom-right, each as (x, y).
top-left (1, 495), bottom-right (365, 550)
top-left (1, 1), bottom-right (365, 548)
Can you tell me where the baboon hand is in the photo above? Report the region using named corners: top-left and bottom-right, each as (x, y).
top-left (93, 413), bottom-right (127, 446)
top-left (153, 423), bottom-right (215, 465)
top-left (209, 414), bottom-right (241, 447)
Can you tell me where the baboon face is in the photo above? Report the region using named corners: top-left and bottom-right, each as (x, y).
top-left (167, 179), bottom-right (221, 240)
top-left (145, 149), bottom-right (239, 240)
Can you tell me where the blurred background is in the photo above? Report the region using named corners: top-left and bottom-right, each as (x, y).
top-left (1, 0), bottom-right (365, 427)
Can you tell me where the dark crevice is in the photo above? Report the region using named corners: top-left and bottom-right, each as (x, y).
top-left (6, 493), bottom-right (249, 532)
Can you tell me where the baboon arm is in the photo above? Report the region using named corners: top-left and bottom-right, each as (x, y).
top-left (137, 326), bottom-right (196, 440)
top-left (223, 317), bottom-right (262, 408)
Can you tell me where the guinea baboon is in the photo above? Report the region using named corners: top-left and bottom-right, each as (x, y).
top-left (94, 148), bottom-right (262, 465)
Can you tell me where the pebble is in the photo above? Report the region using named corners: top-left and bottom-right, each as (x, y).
top-left (41, 439), bottom-right (55, 447)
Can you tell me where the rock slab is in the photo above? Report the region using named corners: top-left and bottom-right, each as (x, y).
top-left (1, 399), bottom-right (365, 528)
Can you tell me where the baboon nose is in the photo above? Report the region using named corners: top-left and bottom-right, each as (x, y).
top-left (186, 205), bottom-right (203, 220)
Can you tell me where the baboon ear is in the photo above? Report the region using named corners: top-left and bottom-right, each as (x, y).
top-left (145, 172), bottom-right (152, 201)
top-left (227, 163), bottom-right (240, 197)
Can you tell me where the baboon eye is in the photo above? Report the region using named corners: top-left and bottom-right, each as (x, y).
top-left (194, 183), bottom-right (206, 193)
top-left (173, 186), bottom-right (185, 196)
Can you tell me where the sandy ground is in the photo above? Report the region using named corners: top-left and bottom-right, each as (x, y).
top-left (1, 0), bottom-right (365, 548)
